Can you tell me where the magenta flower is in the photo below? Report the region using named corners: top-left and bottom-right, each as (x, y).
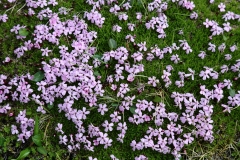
top-left (102, 120), bottom-right (114, 132)
top-left (98, 104), bottom-right (108, 115)
top-left (218, 3), bottom-right (226, 12)
top-left (0, 14), bottom-right (8, 22)
top-left (112, 24), bottom-right (122, 32)
top-left (59, 135), bottom-right (68, 145)
top-left (136, 12), bottom-right (142, 20)
top-left (110, 111), bottom-right (121, 123)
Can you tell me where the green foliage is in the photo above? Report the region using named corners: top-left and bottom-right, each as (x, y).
top-left (229, 88), bottom-right (236, 97)
top-left (36, 146), bottom-right (48, 156)
top-left (34, 115), bottom-right (40, 135)
top-left (93, 54), bottom-right (103, 60)
top-left (47, 104), bottom-right (54, 110)
top-left (94, 70), bottom-right (101, 76)
top-left (130, 106), bottom-right (136, 114)
top-left (32, 71), bottom-right (45, 82)
top-left (32, 134), bottom-right (42, 147)
top-left (108, 38), bottom-right (117, 50)
top-left (0, 0), bottom-right (240, 159)
top-left (15, 148), bottom-right (31, 160)
top-left (0, 134), bottom-right (5, 147)
top-left (18, 28), bottom-right (29, 37)
top-left (153, 96), bottom-right (162, 103)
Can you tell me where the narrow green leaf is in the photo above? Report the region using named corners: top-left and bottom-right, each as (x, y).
top-left (108, 39), bottom-right (117, 49)
top-left (130, 107), bottom-right (136, 114)
top-left (37, 146), bottom-right (47, 156)
top-left (32, 134), bottom-right (42, 147)
top-left (130, 0), bottom-right (135, 5)
top-left (16, 148), bottom-right (31, 160)
top-left (0, 134), bottom-right (5, 146)
top-left (137, 0), bottom-right (143, 6)
top-left (34, 115), bottom-right (39, 135)
top-left (18, 28), bottom-right (29, 36)
top-left (32, 71), bottom-right (44, 82)
top-left (153, 96), bottom-right (161, 103)
top-left (229, 89), bottom-right (236, 97)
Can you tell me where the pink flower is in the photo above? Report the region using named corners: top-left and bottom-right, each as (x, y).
top-left (0, 14), bottom-right (8, 22)
top-left (136, 12), bottom-right (142, 20)
top-left (11, 125), bottom-right (19, 135)
top-left (111, 84), bottom-right (117, 90)
top-left (198, 51), bottom-right (206, 59)
top-left (130, 140), bottom-right (137, 151)
top-left (223, 22), bottom-right (231, 32)
top-left (123, 2), bottom-right (132, 10)
top-left (135, 155), bottom-right (148, 160)
top-left (127, 73), bottom-right (135, 82)
top-left (110, 111), bottom-right (121, 123)
top-left (208, 42), bottom-right (216, 52)
top-left (41, 47), bottom-right (52, 57)
top-left (225, 54), bottom-right (232, 60)
top-left (55, 123), bottom-right (64, 134)
top-left (71, 40), bottom-right (86, 51)
top-left (109, 4), bottom-right (120, 14)
top-left (190, 12), bottom-right (198, 19)
top-left (98, 104), bottom-right (108, 115)
top-left (110, 154), bottom-right (119, 160)
top-left (175, 80), bottom-right (184, 88)
top-left (221, 65), bottom-right (228, 73)
top-left (102, 120), bottom-right (114, 132)
top-left (59, 135), bottom-right (68, 145)
top-left (230, 45), bottom-right (238, 52)
top-left (137, 41), bottom-right (147, 51)
top-left (97, 132), bottom-right (108, 144)
top-left (117, 122), bottom-right (127, 134)
top-left (127, 23), bottom-right (135, 31)
top-left (148, 76), bottom-right (159, 87)
top-left (222, 11), bottom-right (235, 21)
top-left (218, 3), bottom-right (226, 12)
top-left (104, 138), bottom-right (113, 148)
top-left (185, 68), bottom-right (195, 80)
top-left (8, 0), bottom-right (16, 2)
top-left (203, 19), bottom-right (213, 28)
top-left (89, 157), bottom-right (98, 160)
top-left (184, 1), bottom-right (195, 10)
top-left (112, 24), bottom-right (122, 32)
top-left (131, 52), bottom-right (143, 62)
top-left (118, 13), bottom-right (128, 21)
top-left (221, 104), bottom-right (232, 113)
top-left (170, 54), bottom-right (180, 64)
top-left (36, 106), bottom-right (46, 114)
top-left (209, 0), bottom-right (214, 4)
top-left (48, 0), bottom-right (58, 6)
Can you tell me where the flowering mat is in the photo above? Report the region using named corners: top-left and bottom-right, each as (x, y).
top-left (0, 0), bottom-right (240, 159)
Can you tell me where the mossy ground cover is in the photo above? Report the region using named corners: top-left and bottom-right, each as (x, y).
top-left (0, 0), bottom-right (240, 159)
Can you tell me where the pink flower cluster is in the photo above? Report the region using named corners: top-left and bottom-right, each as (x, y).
top-left (0, 14), bottom-right (8, 22)
top-left (84, 10), bottom-right (105, 27)
top-left (0, 104), bottom-right (11, 114)
top-left (0, 0), bottom-right (240, 159)
top-left (11, 110), bottom-right (34, 143)
top-left (178, 0), bottom-right (195, 10)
